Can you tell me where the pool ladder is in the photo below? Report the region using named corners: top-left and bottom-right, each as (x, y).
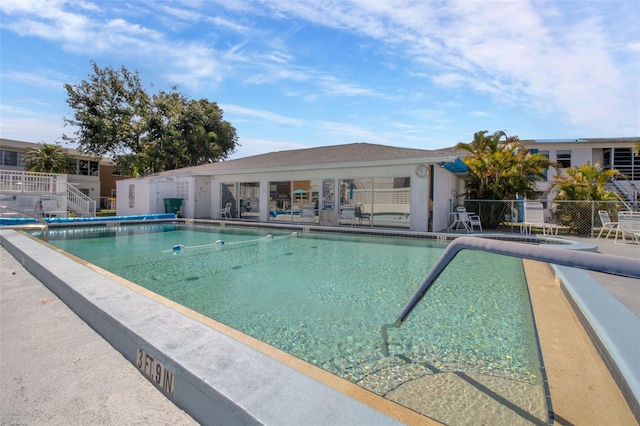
top-left (382, 236), bottom-right (640, 426)
top-left (383, 235), bottom-right (639, 354)
top-left (0, 205), bottom-right (49, 240)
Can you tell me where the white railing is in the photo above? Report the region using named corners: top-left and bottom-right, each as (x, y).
top-left (0, 170), bottom-right (67, 194)
top-left (67, 184), bottom-right (96, 217)
top-left (0, 170), bottom-right (96, 217)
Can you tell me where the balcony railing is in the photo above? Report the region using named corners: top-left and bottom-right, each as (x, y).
top-left (0, 170), bottom-right (67, 194)
top-left (1, 169), bottom-right (95, 217)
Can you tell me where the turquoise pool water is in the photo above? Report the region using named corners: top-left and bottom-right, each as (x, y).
top-left (44, 224), bottom-right (547, 424)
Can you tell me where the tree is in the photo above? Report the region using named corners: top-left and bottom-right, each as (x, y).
top-left (63, 61), bottom-right (150, 158)
top-left (24, 143), bottom-right (73, 174)
top-left (552, 162), bottom-right (620, 201)
top-left (63, 62), bottom-right (238, 176)
top-left (552, 162), bottom-right (620, 235)
top-left (454, 130), bottom-right (551, 200)
top-left (143, 91), bottom-right (238, 174)
top-left (453, 130), bottom-right (552, 229)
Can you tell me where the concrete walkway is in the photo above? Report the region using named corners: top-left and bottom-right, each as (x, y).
top-left (563, 235), bottom-right (640, 316)
top-left (0, 248), bottom-right (197, 426)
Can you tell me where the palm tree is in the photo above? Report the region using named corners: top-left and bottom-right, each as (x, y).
top-left (454, 130), bottom-right (551, 200)
top-left (24, 143), bottom-right (73, 174)
top-left (552, 162), bottom-right (620, 235)
top-left (553, 162), bottom-right (620, 201)
top-left (454, 130), bottom-right (552, 229)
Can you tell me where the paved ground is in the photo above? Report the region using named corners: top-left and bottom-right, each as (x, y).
top-left (1, 233), bottom-right (637, 425)
top-left (564, 235), bottom-right (640, 316)
top-left (0, 248), bottom-right (197, 426)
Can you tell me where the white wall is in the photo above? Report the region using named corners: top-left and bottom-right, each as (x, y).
top-left (117, 160), bottom-right (460, 230)
top-left (410, 170), bottom-right (430, 232)
top-left (67, 175), bottom-right (100, 204)
top-left (116, 179), bottom-right (152, 216)
top-left (429, 167), bottom-right (459, 232)
top-left (0, 193), bottom-right (66, 217)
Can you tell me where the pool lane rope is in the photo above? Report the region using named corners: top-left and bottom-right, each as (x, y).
top-left (163, 232), bottom-right (299, 254)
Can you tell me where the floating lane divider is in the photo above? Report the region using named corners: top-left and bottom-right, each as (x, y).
top-left (163, 232), bottom-right (299, 254)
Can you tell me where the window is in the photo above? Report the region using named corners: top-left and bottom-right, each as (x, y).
top-left (69, 159), bottom-right (79, 174)
top-left (556, 150), bottom-right (571, 168)
top-left (79, 160), bottom-right (99, 176)
top-left (2, 150), bottom-right (18, 166)
top-left (538, 151), bottom-right (549, 180)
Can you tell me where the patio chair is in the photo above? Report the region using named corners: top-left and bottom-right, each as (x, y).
top-left (455, 206), bottom-right (482, 232)
top-left (298, 205), bottom-right (318, 223)
top-left (355, 204), bottom-right (371, 226)
top-left (596, 210), bottom-right (618, 239)
top-left (338, 205), bottom-right (356, 226)
top-left (217, 201), bottom-right (232, 219)
top-left (614, 211), bottom-right (640, 245)
top-left (521, 202), bottom-right (558, 235)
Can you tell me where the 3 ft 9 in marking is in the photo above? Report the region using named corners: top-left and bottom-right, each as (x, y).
top-left (136, 349), bottom-right (174, 397)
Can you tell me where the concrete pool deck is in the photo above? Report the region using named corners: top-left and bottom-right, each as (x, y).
top-left (1, 229), bottom-right (638, 425)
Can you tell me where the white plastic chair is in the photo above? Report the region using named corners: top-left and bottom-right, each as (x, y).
top-left (298, 205), bottom-right (317, 223)
top-left (615, 211), bottom-right (640, 245)
top-left (455, 206), bottom-right (482, 232)
top-left (217, 201), bottom-right (232, 219)
top-left (596, 210), bottom-right (618, 239)
top-left (338, 205), bottom-right (356, 226)
top-left (522, 202), bottom-right (558, 235)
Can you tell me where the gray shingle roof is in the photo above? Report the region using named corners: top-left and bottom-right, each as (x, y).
top-left (186, 142), bottom-right (455, 174)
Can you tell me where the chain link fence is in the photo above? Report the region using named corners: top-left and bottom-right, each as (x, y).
top-left (458, 199), bottom-right (639, 236)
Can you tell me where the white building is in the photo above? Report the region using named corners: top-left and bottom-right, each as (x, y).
top-left (520, 137), bottom-right (640, 203)
top-left (0, 138), bottom-right (121, 217)
top-left (117, 143), bottom-right (462, 232)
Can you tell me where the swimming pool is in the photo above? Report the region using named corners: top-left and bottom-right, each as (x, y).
top-left (43, 224), bottom-right (549, 425)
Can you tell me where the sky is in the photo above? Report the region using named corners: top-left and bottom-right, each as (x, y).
top-left (1, 1), bottom-right (639, 160)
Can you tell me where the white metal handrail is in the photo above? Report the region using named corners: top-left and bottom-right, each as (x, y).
top-left (67, 184), bottom-right (96, 217)
top-left (0, 205), bottom-right (48, 239)
top-left (394, 236), bottom-right (639, 328)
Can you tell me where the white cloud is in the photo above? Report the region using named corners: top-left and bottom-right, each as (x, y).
top-left (229, 137), bottom-right (309, 159)
top-left (0, 115), bottom-right (70, 144)
top-left (220, 104), bottom-right (304, 127)
top-left (0, 71), bottom-right (65, 91)
top-left (254, 1), bottom-right (639, 135)
top-left (1, 0), bottom-right (638, 149)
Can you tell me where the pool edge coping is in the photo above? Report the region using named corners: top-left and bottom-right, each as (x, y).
top-left (550, 265), bottom-right (640, 423)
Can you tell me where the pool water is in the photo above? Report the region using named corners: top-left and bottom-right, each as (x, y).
top-left (45, 224), bottom-right (548, 424)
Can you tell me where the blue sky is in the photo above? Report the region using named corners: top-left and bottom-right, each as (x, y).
top-left (1, 1), bottom-right (639, 160)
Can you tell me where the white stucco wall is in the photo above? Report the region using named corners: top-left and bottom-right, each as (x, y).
top-left (67, 174), bottom-right (101, 204)
top-left (116, 159), bottom-right (461, 232)
top-left (116, 180), bottom-right (152, 216)
top-left (432, 167), bottom-right (460, 232)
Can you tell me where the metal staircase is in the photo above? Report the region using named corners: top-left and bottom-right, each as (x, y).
top-left (606, 179), bottom-right (639, 211)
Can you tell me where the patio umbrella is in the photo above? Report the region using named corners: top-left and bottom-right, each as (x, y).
top-left (292, 189), bottom-right (308, 195)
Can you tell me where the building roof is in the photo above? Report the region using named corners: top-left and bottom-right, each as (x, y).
top-left (147, 142), bottom-right (457, 179)
top-left (0, 138), bottom-right (112, 164)
top-left (212, 142), bottom-right (453, 169)
top-left (521, 137), bottom-right (640, 145)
